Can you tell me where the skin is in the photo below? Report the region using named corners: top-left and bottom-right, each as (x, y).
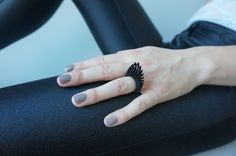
top-left (57, 45), bottom-right (236, 127)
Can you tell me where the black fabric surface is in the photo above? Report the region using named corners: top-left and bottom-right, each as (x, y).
top-left (1, 78), bottom-right (236, 156)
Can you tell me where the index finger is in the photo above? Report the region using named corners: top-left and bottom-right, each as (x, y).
top-left (67, 53), bottom-right (124, 72)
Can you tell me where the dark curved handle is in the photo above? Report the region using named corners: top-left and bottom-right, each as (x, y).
top-left (72, 0), bottom-right (163, 54)
top-left (0, 0), bottom-right (63, 50)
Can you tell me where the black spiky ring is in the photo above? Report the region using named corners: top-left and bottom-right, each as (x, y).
top-left (125, 62), bottom-right (144, 92)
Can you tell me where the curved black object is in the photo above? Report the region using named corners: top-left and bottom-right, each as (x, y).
top-left (72, 0), bottom-right (162, 54)
top-left (0, 0), bottom-right (236, 156)
top-left (0, 0), bottom-right (62, 50)
top-left (125, 62), bottom-right (144, 92)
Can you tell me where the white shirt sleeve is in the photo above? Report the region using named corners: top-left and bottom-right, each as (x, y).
top-left (188, 0), bottom-right (236, 32)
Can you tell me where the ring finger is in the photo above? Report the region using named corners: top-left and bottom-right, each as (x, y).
top-left (71, 77), bottom-right (136, 107)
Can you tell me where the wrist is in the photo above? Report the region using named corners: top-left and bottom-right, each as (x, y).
top-left (182, 47), bottom-right (216, 86)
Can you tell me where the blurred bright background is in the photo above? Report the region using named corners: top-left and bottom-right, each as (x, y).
top-left (0, 0), bottom-right (235, 155)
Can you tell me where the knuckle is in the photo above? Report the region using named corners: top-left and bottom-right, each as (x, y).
top-left (137, 100), bottom-right (147, 111)
top-left (116, 50), bottom-right (131, 55)
top-left (116, 51), bottom-right (126, 60)
top-left (101, 64), bottom-right (112, 76)
top-left (116, 50), bottom-right (124, 55)
top-left (117, 49), bottom-right (135, 58)
top-left (158, 85), bottom-right (169, 95)
top-left (148, 50), bottom-right (155, 56)
top-left (77, 62), bottom-right (84, 69)
top-left (116, 79), bottom-right (128, 94)
top-left (149, 90), bottom-right (159, 100)
top-left (144, 46), bottom-right (156, 51)
top-left (133, 48), bottom-right (143, 55)
top-left (150, 85), bottom-right (169, 101)
top-left (76, 71), bottom-right (84, 82)
top-left (96, 55), bottom-right (106, 64)
top-left (89, 88), bottom-right (99, 101)
top-left (119, 109), bottom-right (130, 122)
top-left (141, 60), bottom-right (152, 66)
top-left (143, 46), bottom-right (157, 55)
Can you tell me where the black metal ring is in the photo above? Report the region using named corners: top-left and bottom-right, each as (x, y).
top-left (125, 62), bottom-right (144, 92)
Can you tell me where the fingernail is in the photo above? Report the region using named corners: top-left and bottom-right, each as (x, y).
top-left (65, 65), bottom-right (74, 72)
top-left (73, 93), bottom-right (87, 105)
top-left (105, 116), bottom-right (118, 127)
top-left (58, 74), bottom-right (71, 84)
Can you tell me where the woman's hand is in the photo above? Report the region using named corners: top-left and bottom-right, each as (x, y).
top-left (57, 46), bottom-right (210, 127)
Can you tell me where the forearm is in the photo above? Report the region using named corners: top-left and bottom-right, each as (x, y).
top-left (189, 46), bottom-right (236, 86)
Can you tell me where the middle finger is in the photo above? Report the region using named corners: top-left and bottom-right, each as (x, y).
top-left (57, 62), bottom-right (132, 87)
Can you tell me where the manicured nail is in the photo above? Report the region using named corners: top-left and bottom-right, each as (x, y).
top-left (58, 74), bottom-right (71, 84)
top-left (73, 93), bottom-right (87, 105)
top-left (105, 116), bottom-right (118, 127)
top-left (65, 65), bottom-right (74, 72)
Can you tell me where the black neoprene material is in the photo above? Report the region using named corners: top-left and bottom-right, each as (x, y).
top-left (0, 0), bottom-right (236, 155)
top-left (1, 78), bottom-right (236, 156)
top-left (0, 0), bottom-right (62, 50)
top-left (72, 0), bottom-right (163, 54)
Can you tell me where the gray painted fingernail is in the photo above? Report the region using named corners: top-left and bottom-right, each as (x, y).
top-left (73, 93), bottom-right (87, 104)
top-left (58, 74), bottom-right (71, 84)
top-left (65, 65), bottom-right (74, 72)
top-left (105, 116), bottom-right (118, 127)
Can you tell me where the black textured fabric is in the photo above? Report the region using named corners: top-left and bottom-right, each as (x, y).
top-left (0, 0), bottom-right (236, 155)
top-left (1, 78), bottom-right (236, 156)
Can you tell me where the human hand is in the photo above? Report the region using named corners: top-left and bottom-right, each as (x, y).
top-left (57, 46), bottom-right (209, 127)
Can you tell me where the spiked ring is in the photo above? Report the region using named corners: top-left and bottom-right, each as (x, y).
top-left (125, 62), bottom-right (144, 92)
